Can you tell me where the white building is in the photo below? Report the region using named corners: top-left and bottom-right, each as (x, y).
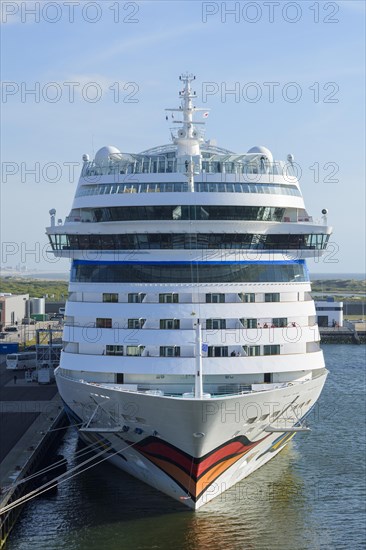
top-left (0, 294), bottom-right (29, 328)
top-left (315, 300), bottom-right (343, 327)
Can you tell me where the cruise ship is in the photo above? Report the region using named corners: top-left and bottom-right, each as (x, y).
top-left (47, 74), bottom-right (332, 509)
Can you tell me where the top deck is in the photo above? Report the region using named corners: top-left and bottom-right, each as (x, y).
top-left (81, 147), bottom-right (298, 180)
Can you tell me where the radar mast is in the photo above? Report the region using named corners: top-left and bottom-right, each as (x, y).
top-left (165, 73), bottom-right (210, 191)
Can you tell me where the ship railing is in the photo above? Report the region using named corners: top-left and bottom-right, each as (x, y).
top-left (74, 181), bottom-right (302, 198)
top-left (63, 322), bottom-right (311, 331)
top-left (59, 373), bottom-right (321, 399)
top-left (135, 385), bottom-right (254, 397)
top-left (66, 214), bottom-right (313, 225)
top-left (61, 347), bottom-right (322, 359)
top-left (65, 296), bottom-right (309, 305)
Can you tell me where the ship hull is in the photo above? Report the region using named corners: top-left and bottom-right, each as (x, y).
top-left (56, 369), bottom-right (327, 509)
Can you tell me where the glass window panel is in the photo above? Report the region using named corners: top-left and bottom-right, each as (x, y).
top-left (72, 263), bottom-right (308, 284)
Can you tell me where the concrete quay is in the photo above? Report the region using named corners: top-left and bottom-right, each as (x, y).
top-left (0, 359), bottom-right (68, 548)
top-left (319, 324), bottom-right (366, 344)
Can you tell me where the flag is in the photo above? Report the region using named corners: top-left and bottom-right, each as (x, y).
top-left (203, 112), bottom-right (209, 118)
top-left (202, 344), bottom-right (208, 352)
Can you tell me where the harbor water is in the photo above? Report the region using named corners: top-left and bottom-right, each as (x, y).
top-left (6, 345), bottom-right (366, 550)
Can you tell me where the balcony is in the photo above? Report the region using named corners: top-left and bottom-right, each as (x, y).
top-left (66, 293), bottom-right (308, 305)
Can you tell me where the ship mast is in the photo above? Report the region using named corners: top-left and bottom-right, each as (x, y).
top-left (166, 76), bottom-right (208, 398)
top-left (195, 319), bottom-right (203, 399)
top-left (165, 73), bottom-right (209, 192)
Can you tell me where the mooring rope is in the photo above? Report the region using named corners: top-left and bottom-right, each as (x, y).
top-left (0, 438), bottom-right (138, 515)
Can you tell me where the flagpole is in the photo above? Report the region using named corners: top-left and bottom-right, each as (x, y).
top-left (195, 319), bottom-right (203, 399)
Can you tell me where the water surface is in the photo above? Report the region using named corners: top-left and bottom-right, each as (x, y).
top-left (7, 345), bottom-right (366, 550)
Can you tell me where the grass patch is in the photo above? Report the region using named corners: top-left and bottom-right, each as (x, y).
top-left (0, 277), bottom-right (68, 301)
top-left (311, 279), bottom-right (365, 295)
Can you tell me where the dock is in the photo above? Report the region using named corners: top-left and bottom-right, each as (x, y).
top-left (319, 323), bottom-right (366, 344)
top-left (0, 359), bottom-right (69, 548)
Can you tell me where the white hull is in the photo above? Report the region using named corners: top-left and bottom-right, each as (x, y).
top-left (56, 369), bottom-right (327, 509)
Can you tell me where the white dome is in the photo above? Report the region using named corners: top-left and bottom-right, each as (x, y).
top-left (95, 145), bottom-right (123, 165)
top-left (247, 146), bottom-right (273, 163)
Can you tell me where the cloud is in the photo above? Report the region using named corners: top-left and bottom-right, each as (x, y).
top-left (92, 23), bottom-right (205, 63)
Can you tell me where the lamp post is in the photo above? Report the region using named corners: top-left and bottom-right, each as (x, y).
top-left (23, 298), bottom-right (27, 348)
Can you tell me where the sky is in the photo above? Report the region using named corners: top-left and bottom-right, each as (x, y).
top-left (1, 0), bottom-right (365, 275)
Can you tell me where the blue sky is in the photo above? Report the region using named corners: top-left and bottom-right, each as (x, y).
top-left (1, 0), bottom-right (365, 274)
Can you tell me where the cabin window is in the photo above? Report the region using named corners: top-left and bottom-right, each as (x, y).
top-left (206, 319), bottom-right (226, 329)
top-left (160, 346), bottom-right (180, 357)
top-left (159, 293), bottom-right (179, 303)
top-left (264, 345), bottom-right (280, 355)
top-left (103, 293), bottom-right (118, 303)
top-left (206, 293), bottom-right (225, 303)
top-left (160, 319), bottom-right (180, 329)
top-left (106, 345), bottom-right (123, 356)
top-left (265, 293), bottom-right (280, 302)
top-left (96, 318), bottom-right (112, 329)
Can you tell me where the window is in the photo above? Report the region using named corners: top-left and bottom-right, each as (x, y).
top-left (264, 345), bottom-right (280, 355)
top-left (240, 318), bottom-right (257, 329)
top-left (106, 345), bottom-right (123, 356)
top-left (53, 232), bottom-right (328, 251)
top-left (239, 293), bottom-right (255, 303)
top-left (73, 262), bottom-right (308, 284)
top-left (206, 319), bottom-right (226, 329)
top-left (76, 182), bottom-right (302, 198)
top-left (159, 293), bottom-right (179, 303)
top-left (265, 293), bottom-right (280, 302)
top-left (103, 293), bottom-right (118, 303)
top-left (160, 346), bottom-right (180, 357)
top-left (160, 319), bottom-right (180, 329)
top-left (207, 346), bottom-right (228, 357)
top-left (244, 346), bottom-right (261, 356)
top-left (126, 346), bottom-right (145, 356)
top-left (128, 319), bottom-right (145, 329)
top-left (96, 318), bottom-right (112, 329)
top-left (272, 318), bottom-right (287, 328)
top-left (128, 293), bottom-right (145, 303)
top-left (264, 373), bottom-right (272, 383)
top-left (206, 293), bottom-right (225, 303)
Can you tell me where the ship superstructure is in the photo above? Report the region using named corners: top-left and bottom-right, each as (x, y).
top-left (47, 74), bottom-right (331, 509)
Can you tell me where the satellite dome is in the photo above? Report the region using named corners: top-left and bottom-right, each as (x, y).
top-left (247, 146), bottom-right (273, 163)
top-left (95, 145), bottom-right (123, 165)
